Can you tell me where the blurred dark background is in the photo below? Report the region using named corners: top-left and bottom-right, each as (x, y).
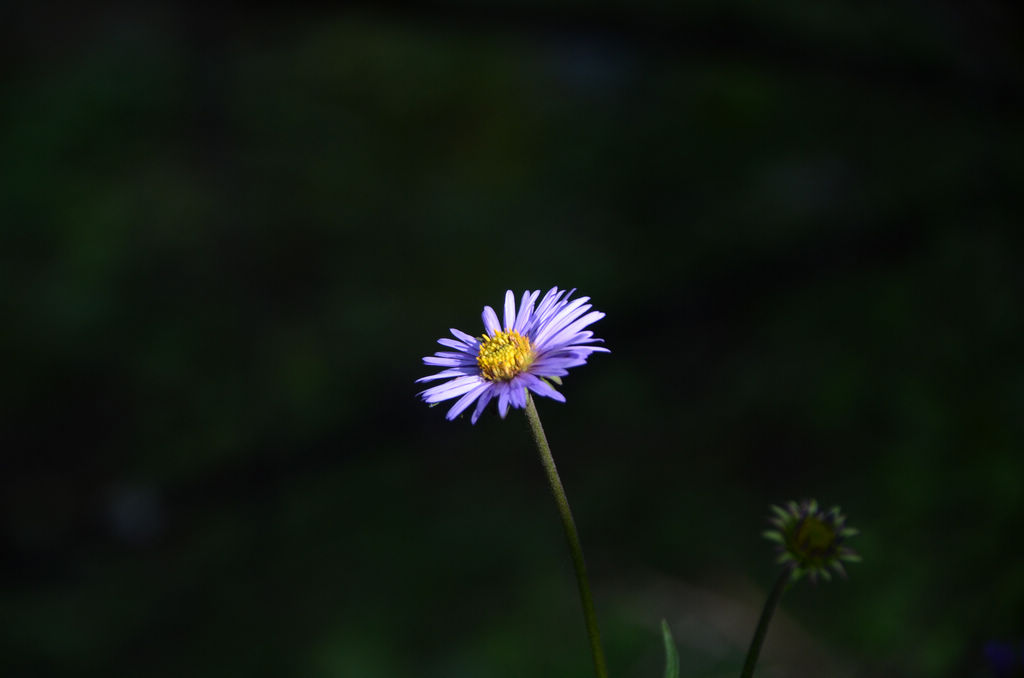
top-left (2, 2), bottom-right (1023, 677)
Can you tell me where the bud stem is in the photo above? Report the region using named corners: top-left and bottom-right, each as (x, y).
top-left (740, 568), bottom-right (791, 678)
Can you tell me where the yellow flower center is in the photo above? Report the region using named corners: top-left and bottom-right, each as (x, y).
top-left (476, 330), bottom-right (535, 382)
top-left (795, 516), bottom-right (837, 557)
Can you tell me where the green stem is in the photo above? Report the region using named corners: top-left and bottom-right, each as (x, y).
top-left (524, 394), bottom-right (609, 678)
top-left (740, 568), bottom-right (791, 678)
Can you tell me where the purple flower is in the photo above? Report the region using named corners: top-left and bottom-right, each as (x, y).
top-left (984, 641), bottom-right (1024, 678)
top-left (418, 287), bottom-right (609, 423)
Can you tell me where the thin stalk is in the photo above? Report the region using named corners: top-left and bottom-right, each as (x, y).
top-left (524, 394), bottom-right (609, 678)
top-left (740, 568), bottom-right (792, 678)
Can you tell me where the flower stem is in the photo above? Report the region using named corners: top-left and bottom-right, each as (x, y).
top-left (740, 568), bottom-right (791, 678)
top-left (524, 394), bottom-right (609, 678)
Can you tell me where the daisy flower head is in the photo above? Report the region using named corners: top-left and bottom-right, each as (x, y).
top-left (762, 500), bottom-right (861, 583)
top-left (418, 287), bottom-right (609, 423)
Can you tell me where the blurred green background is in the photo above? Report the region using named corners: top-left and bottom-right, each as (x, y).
top-left (3, 3), bottom-right (1023, 677)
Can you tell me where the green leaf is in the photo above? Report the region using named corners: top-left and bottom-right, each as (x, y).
top-left (661, 619), bottom-right (680, 678)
